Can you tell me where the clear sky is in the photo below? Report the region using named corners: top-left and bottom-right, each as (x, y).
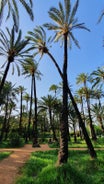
top-left (1, 0), bottom-right (104, 99)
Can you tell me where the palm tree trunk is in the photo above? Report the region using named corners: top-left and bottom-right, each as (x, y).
top-left (0, 95), bottom-right (8, 142)
top-left (19, 91), bottom-right (23, 135)
top-left (32, 75), bottom-right (40, 147)
top-left (49, 109), bottom-right (58, 142)
top-left (47, 51), bottom-right (97, 159)
top-left (27, 77), bottom-right (33, 142)
top-left (58, 34), bottom-right (68, 164)
top-left (0, 62), bottom-right (11, 95)
top-left (86, 97), bottom-right (97, 141)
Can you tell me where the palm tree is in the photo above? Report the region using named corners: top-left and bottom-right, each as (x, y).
top-left (49, 84), bottom-right (59, 97)
top-left (16, 85), bottom-right (26, 134)
top-left (0, 26), bottom-right (31, 96)
top-left (93, 88), bottom-right (104, 107)
top-left (27, 22), bottom-right (96, 159)
top-left (39, 95), bottom-right (58, 142)
top-left (23, 92), bottom-right (30, 113)
top-left (22, 57), bottom-right (42, 146)
top-left (91, 67), bottom-right (104, 88)
top-left (76, 73), bottom-right (97, 140)
top-left (0, 81), bottom-right (17, 141)
top-left (44, 0), bottom-right (91, 164)
top-left (0, 0), bottom-right (34, 32)
top-left (91, 103), bottom-right (104, 133)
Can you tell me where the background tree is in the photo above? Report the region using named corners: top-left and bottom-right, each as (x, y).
top-left (76, 73), bottom-right (97, 140)
top-left (39, 95), bottom-right (58, 142)
top-left (16, 85), bottom-right (26, 135)
top-left (22, 57), bottom-right (42, 146)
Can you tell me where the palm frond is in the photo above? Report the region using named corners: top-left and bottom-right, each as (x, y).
top-left (0, 29), bottom-right (9, 50)
top-left (12, 63), bottom-right (15, 75)
top-left (73, 23), bottom-right (90, 32)
top-left (97, 10), bottom-right (104, 23)
top-left (69, 0), bottom-right (79, 24)
top-left (20, 0), bottom-right (34, 20)
top-left (64, 0), bottom-right (71, 22)
top-left (15, 62), bottom-right (21, 76)
top-left (70, 32), bottom-right (80, 48)
top-left (15, 30), bottom-right (22, 47)
top-left (49, 7), bottom-right (64, 25)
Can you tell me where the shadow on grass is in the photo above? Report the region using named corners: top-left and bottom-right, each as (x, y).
top-left (16, 150), bottom-right (104, 184)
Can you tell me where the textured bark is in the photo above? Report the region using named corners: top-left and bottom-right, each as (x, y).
top-left (0, 61), bottom-right (11, 96)
top-left (32, 75), bottom-right (40, 147)
top-left (47, 51), bottom-right (97, 159)
top-left (58, 34), bottom-right (68, 164)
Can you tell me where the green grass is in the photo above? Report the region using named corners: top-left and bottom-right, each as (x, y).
top-left (49, 137), bottom-right (104, 149)
top-left (16, 150), bottom-right (104, 184)
top-left (0, 152), bottom-right (11, 160)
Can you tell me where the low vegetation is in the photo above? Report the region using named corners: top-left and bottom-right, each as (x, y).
top-left (16, 150), bottom-right (104, 184)
top-left (0, 152), bottom-right (11, 160)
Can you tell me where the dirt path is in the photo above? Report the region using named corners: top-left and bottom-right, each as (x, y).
top-left (0, 144), bottom-right (104, 184)
top-left (0, 144), bottom-right (53, 184)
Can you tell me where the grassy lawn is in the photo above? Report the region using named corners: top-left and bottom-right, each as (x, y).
top-left (16, 150), bottom-right (104, 184)
top-left (0, 152), bottom-right (11, 160)
top-left (49, 137), bottom-right (104, 148)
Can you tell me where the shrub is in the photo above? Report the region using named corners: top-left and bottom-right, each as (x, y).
top-left (9, 131), bottom-right (24, 147)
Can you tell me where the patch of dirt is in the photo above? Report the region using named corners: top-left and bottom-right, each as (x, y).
top-left (0, 144), bottom-right (53, 184)
top-left (0, 144), bottom-right (103, 184)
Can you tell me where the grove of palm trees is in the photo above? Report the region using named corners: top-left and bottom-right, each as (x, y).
top-left (0, 0), bottom-right (104, 183)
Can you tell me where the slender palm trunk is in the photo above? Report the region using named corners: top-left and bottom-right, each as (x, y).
top-left (47, 51), bottom-right (97, 159)
top-left (0, 95), bottom-right (8, 141)
top-left (49, 108), bottom-right (58, 141)
top-left (97, 116), bottom-right (104, 133)
top-left (27, 77), bottom-right (33, 142)
top-left (19, 91), bottom-right (23, 135)
top-left (58, 34), bottom-right (68, 164)
top-left (86, 96), bottom-right (97, 140)
top-left (32, 75), bottom-right (40, 147)
top-left (0, 62), bottom-right (11, 95)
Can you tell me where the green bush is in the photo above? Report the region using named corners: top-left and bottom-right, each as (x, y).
top-left (9, 131), bottom-right (24, 147)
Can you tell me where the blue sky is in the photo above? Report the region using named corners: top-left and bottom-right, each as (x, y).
top-left (1, 0), bottom-right (104, 99)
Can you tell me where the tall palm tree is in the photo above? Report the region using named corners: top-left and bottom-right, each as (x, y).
top-left (0, 0), bottom-right (34, 32)
top-left (22, 57), bottom-right (42, 146)
top-left (76, 73), bottom-right (97, 140)
top-left (27, 24), bottom-right (96, 159)
top-left (16, 85), bottom-right (26, 134)
top-left (0, 26), bottom-right (30, 95)
top-left (44, 0), bottom-right (90, 164)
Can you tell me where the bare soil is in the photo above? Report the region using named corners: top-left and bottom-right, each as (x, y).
top-left (0, 144), bottom-right (53, 184)
top-left (0, 144), bottom-right (104, 184)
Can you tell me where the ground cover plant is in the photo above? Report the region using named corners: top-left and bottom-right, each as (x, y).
top-left (16, 150), bottom-right (104, 184)
top-left (0, 152), bottom-right (11, 160)
top-left (48, 137), bottom-right (104, 149)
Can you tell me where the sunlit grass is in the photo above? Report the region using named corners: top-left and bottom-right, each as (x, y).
top-left (16, 150), bottom-right (104, 184)
top-left (0, 152), bottom-right (11, 160)
top-left (49, 137), bottom-right (104, 148)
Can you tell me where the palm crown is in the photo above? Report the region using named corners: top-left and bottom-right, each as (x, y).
top-left (0, 26), bottom-right (30, 94)
top-left (44, 0), bottom-right (90, 48)
top-left (27, 26), bottom-right (52, 59)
